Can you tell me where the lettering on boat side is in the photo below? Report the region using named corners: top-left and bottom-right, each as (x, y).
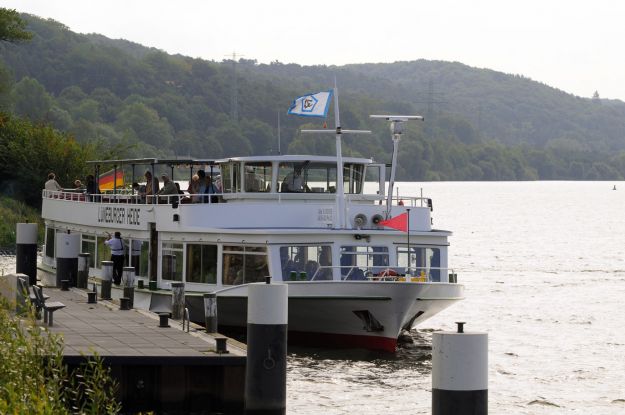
top-left (317, 208), bottom-right (333, 222)
top-left (97, 206), bottom-right (141, 226)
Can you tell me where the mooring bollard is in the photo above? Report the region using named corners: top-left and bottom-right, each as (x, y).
top-left (245, 276), bottom-right (288, 415)
top-left (87, 291), bottom-right (97, 304)
top-left (119, 297), bottom-right (130, 310)
top-left (100, 261), bottom-right (113, 300)
top-left (158, 313), bottom-right (170, 328)
top-left (61, 279), bottom-right (69, 291)
top-left (432, 322), bottom-right (488, 415)
top-left (171, 282), bottom-right (185, 320)
top-left (55, 232), bottom-right (79, 287)
top-left (77, 253), bottom-right (90, 289)
top-left (122, 266), bottom-right (136, 309)
top-left (204, 292), bottom-right (218, 333)
top-left (16, 223), bottom-right (38, 285)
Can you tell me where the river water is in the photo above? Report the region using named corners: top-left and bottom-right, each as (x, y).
top-left (287, 181), bottom-right (625, 414)
top-left (2, 181), bottom-right (624, 414)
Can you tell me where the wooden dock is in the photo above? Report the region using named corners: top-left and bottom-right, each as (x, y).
top-left (44, 287), bottom-right (246, 414)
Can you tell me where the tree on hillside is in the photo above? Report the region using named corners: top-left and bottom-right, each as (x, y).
top-left (0, 8), bottom-right (32, 43)
top-left (11, 76), bottom-right (53, 121)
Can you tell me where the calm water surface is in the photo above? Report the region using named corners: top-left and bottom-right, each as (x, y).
top-left (287, 181), bottom-right (625, 414)
top-left (2, 181), bottom-right (624, 414)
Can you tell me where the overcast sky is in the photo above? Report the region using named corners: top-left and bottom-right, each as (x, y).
top-left (2, 0), bottom-right (624, 101)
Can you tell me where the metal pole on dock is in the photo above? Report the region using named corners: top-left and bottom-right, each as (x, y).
top-left (122, 266), bottom-right (136, 309)
top-left (245, 277), bottom-right (288, 415)
top-left (77, 253), bottom-right (90, 289)
top-left (204, 292), bottom-right (218, 333)
top-left (101, 261), bottom-right (113, 300)
top-left (432, 322), bottom-right (488, 415)
top-left (171, 282), bottom-right (185, 320)
top-left (55, 231), bottom-right (79, 288)
top-left (16, 223), bottom-right (38, 285)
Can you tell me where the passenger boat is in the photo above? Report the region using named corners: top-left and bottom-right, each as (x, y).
top-left (40, 117), bottom-right (463, 352)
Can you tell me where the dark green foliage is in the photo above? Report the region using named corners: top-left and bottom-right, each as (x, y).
top-left (0, 8), bottom-right (32, 42)
top-left (1, 12), bottom-right (625, 183)
top-left (0, 195), bottom-right (43, 246)
top-left (0, 112), bottom-right (97, 206)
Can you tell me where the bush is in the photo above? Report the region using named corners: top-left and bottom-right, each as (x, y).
top-left (0, 298), bottom-right (121, 413)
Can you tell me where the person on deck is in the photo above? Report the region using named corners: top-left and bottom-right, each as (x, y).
top-left (157, 173), bottom-right (178, 203)
top-left (144, 170), bottom-right (160, 202)
top-left (85, 174), bottom-right (97, 201)
top-left (44, 172), bottom-right (63, 191)
top-left (104, 231), bottom-right (124, 285)
top-left (282, 163), bottom-right (309, 192)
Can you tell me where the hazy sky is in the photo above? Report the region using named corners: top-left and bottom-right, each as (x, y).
top-left (2, 0), bottom-right (624, 101)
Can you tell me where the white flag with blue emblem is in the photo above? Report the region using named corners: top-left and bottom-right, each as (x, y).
top-left (287, 90), bottom-right (333, 118)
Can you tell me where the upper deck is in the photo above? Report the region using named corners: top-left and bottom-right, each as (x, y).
top-left (41, 155), bottom-right (439, 234)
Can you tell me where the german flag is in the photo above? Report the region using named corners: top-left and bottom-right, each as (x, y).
top-left (99, 169), bottom-right (124, 191)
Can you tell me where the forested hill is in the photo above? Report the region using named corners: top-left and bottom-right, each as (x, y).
top-left (1, 13), bottom-right (625, 181)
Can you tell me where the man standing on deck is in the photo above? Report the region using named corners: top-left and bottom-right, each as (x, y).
top-left (105, 231), bottom-right (124, 285)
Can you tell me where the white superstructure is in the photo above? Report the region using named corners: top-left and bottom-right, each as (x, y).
top-left (41, 153), bottom-right (463, 352)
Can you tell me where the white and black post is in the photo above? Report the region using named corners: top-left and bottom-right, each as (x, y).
top-left (245, 277), bottom-right (288, 414)
top-left (55, 231), bottom-right (79, 288)
top-left (432, 322), bottom-right (488, 415)
top-left (16, 223), bottom-right (38, 285)
top-left (100, 260), bottom-right (113, 300)
top-left (122, 266), bottom-right (136, 309)
top-left (204, 292), bottom-right (218, 333)
top-left (171, 282), bottom-right (185, 320)
top-left (77, 253), bottom-right (90, 289)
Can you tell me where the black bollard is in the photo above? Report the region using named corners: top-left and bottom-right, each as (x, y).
top-left (119, 297), bottom-right (130, 310)
top-left (203, 292), bottom-right (218, 333)
top-left (158, 313), bottom-right (170, 328)
top-left (55, 232), bottom-right (79, 287)
top-left (432, 322), bottom-right (488, 415)
top-left (245, 278), bottom-right (288, 415)
top-left (16, 223), bottom-right (38, 285)
top-left (60, 279), bottom-right (69, 291)
top-left (87, 291), bottom-right (97, 304)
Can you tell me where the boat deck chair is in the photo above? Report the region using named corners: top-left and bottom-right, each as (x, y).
top-left (32, 285), bottom-right (65, 326)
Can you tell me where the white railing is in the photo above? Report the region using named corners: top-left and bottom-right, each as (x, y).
top-left (282, 265), bottom-right (454, 283)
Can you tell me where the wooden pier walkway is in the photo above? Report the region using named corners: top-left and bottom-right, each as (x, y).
top-left (43, 287), bottom-right (246, 414)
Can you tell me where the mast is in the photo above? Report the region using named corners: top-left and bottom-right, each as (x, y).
top-left (301, 84), bottom-right (371, 229)
top-left (370, 115), bottom-right (424, 218)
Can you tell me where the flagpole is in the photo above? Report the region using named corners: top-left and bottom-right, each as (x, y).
top-left (333, 80), bottom-right (345, 229)
top-left (277, 111), bottom-right (281, 155)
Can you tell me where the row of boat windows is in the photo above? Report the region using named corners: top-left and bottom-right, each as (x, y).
top-left (45, 228), bottom-right (442, 283)
top-left (221, 162), bottom-right (367, 194)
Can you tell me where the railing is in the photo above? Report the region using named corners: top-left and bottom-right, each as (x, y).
top-left (42, 189), bottom-right (224, 205)
top-left (282, 265), bottom-right (454, 283)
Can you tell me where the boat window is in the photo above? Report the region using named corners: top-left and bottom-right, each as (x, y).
top-left (45, 227), bottom-right (55, 258)
top-left (397, 246), bottom-right (442, 282)
top-left (220, 163), bottom-right (241, 193)
top-left (344, 163), bottom-right (364, 194)
top-left (162, 242), bottom-right (184, 281)
top-left (186, 244), bottom-right (217, 284)
top-left (81, 234), bottom-right (96, 268)
top-left (130, 240), bottom-right (149, 278)
top-left (244, 162), bottom-right (272, 192)
top-left (340, 246), bottom-right (389, 279)
top-left (279, 245), bottom-right (332, 280)
top-left (222, 245), bottom-right (268, 285)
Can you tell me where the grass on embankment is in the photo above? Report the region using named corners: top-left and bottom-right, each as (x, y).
top-left (0, 196), bottom-right (44, 247)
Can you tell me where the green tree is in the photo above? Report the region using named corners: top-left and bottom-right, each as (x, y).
top-left (11, 76), bottom-right (53, 121)
top-left (0, 8), bottom-right (32, 42)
